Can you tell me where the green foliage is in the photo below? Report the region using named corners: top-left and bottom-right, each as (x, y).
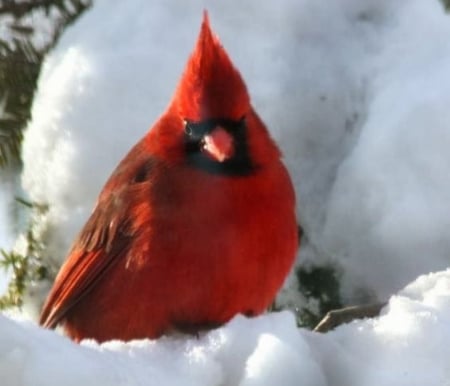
top-left (270, 261), bottom-right (344, 330)
top-left (296, 265), bottom-right (343, 329)
top-left (0, 41), bottom-right (42, 167)
top-left (0, 0), bottom-right (92, 167)
top-left (443, 0), bottom-right (450, 11)
top-left (0, 198), bottom-right (50, 310)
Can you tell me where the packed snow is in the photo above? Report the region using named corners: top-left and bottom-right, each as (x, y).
top-left (1, 0), bottom-right (450, 384)
top-left (2, 269), bottom-right (450, 385)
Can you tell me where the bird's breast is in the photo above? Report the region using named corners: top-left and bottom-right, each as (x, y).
top-left (141, 161), bottom-right (298, 325)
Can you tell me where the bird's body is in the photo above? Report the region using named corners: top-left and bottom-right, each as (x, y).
top-left (39, 13), bottom-right (298, 342)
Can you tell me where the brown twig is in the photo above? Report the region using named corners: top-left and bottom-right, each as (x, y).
top-left (314, 302), bottom-right (387, 333)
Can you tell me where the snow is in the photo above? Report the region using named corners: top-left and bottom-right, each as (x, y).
top-left (0, 309), bottom-right (319, 386)
top-left (2, 0), bottom-right (450, 383)
top-left (2, 269), bottom-right (450, 385)
top-left (321, 0), bottom-right (450, 300)
top-left (0, 171), bottom-right (15, 294)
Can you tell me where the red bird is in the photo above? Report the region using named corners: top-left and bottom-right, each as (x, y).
top-left (39, 13), bottom-right (298, 342)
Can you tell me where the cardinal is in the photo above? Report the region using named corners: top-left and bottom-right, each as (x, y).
top-left (39, 12), bottom-right (298, 342)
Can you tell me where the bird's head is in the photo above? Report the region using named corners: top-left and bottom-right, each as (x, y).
top-left (174, 11), bottom-right (250, 122)
top-left (148, 11), bottom-right (279, 175)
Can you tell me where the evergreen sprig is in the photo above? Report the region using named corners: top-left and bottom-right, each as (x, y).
top-left (296, 265), bottom-right (343, 328)
top-left (443, 0), bottom-right (450, 11)
top-left (0, 197), bottom-right (51, 310)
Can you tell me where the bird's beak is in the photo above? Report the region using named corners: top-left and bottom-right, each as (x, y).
top-left (201, 126), bottom-right (234, 162)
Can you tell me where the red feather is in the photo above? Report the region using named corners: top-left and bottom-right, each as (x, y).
top-left (39, 12), bottom-right (298, 342)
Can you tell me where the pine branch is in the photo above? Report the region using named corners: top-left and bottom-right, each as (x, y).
top-left (0, 39), bottom-right (42, 167)
top-left (0, 0), bottom-right (92, 167)
top-left (0, 197), bottom-right (51, 310)
top-left (0, 0), bottom-right (83, 18)
top-left (443, 0), bottom-right (450, 11)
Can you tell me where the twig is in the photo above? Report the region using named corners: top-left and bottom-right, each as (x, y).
top-left (314, 302), bottom-right (387, 333)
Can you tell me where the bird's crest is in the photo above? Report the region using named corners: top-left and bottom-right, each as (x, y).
top-left (174, 11), bottom-right (250, 122)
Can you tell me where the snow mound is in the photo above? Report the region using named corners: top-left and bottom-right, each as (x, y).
top-left (0, 311), bottom-right (323, 386)
top-left (2, 269), bottom-right (450, 385)
top-left (321, 0), bottom-right (450, 300)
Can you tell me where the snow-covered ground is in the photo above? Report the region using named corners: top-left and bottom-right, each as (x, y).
top-left (2, 269), bottom-right (450, 385)
top-left (1, 0), bottom-right (450, 384)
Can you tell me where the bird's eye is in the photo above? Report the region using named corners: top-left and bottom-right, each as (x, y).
top-left (184, 120), bottom-right (193, 136)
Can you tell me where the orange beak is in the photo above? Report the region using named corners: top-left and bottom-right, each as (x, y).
top-left (201, 126), bottom-right (234, 162)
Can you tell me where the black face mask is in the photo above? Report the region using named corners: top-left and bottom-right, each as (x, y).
top-left (183, 117), bottom-right (255, 176)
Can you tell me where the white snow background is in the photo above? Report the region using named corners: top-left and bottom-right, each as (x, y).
top-left (1, 0), bottom-right (450, 384)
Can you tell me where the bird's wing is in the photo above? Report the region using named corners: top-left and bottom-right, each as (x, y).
top-left (39, 153), bottom-right (156, 329)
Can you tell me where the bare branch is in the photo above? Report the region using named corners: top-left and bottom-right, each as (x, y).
top-left (314, 302), bottom-right (387, 333)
